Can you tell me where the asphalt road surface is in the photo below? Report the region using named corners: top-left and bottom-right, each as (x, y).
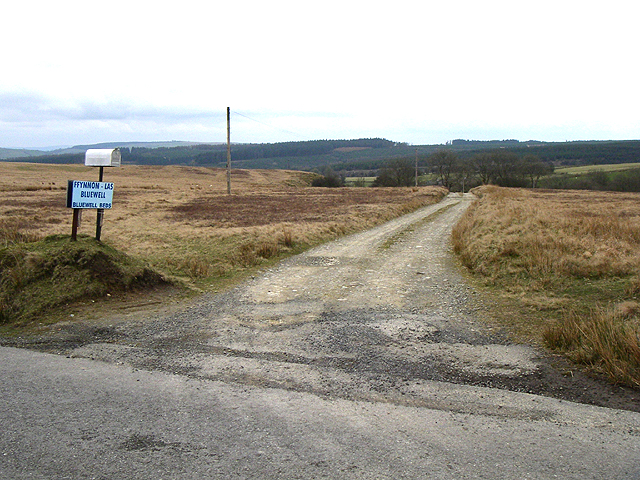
top-left (2, 194), bottom-right (639, 479)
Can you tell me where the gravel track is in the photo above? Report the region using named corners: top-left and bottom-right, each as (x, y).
top-left (21, 193), bottom-right (638, 413)
top-left (4, 193), bottom-right (640, 479)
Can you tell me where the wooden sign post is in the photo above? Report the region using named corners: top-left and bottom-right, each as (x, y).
top-left (71, 209), bottom-right (82, 241)
top-left (66, 179), bottom-right (115, 240)
top-left (67, 149), bottom-right (120, 241)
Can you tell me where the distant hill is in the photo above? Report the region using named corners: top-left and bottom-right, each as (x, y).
top-left (3, 138), bottom-right (640, 172)
top-left (493, 140), bottom-right (640, 166)
top-left (48, 140), bottom-right (224, 155)
top-left (0, 147), bottom-right (48, 160)
top-left (0, 141), bottom-right (224, 159)
top-left (1, 138), bottom-right (405, 169)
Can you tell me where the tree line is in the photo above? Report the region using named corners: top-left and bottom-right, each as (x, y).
top-left (188, 138), bottom-right (396, 165)
top-left (3, 139), bottom-right (397, 167)
top-left (540, 167), bottom-right (640, 192)
top-left (502, 140), bottom-right (640, 166)
top-left (6, 138), bottom-right (640, 181)
top-left (371, 150), bottom-right (554, 189)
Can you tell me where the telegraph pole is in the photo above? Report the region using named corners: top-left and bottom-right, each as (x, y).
top-left (415, 148), bottom-right (419, 187)
top-left (226, 107), bottom-right (231, 194)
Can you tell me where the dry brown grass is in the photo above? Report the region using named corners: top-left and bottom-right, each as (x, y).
top-left (543, 306), bottom-right (640, 387)
top-left (453, 185), bottom-right (640, 282)
top-left (453, 185), bottom-right (640, 386)
top-left (0, 162), bottom-right (447, 288)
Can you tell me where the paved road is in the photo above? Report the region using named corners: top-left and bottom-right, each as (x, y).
top-left (1, 346), bottom-right (639, 479)
top-left (2, 194), bottom-right (640, 479)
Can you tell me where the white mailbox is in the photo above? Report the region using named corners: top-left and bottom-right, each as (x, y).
top-left (85, 148), bottom-right (121, 167)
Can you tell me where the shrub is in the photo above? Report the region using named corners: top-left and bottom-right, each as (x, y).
top-left (311, 167), bottom-right (344, 187)
top-left (373, 158), bottom-right (415, 187)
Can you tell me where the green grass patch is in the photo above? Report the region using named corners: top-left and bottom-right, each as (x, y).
top-left (555, 162), bottom-right (640, 175)
top-left (344, 177), bottom-right (377, 187)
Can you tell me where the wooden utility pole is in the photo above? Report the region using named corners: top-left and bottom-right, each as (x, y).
top-left (415, 148), bottom-right (419, 187)
top-left (226, 107), bottom-right (231, 194)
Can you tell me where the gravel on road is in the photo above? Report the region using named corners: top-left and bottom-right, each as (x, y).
top-left (3, 193), bottom-right (640, 479)
top-left (11, 193), bottom-right (639, 413)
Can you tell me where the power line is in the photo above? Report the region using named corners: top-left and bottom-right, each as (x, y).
top-left (233, 110), bottom-right (308, 140)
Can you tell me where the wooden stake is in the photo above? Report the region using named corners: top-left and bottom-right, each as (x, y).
top-left (71, 209), bottom-right (81, 241)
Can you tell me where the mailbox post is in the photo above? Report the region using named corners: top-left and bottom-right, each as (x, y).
top-left (67, 148), bottom-right (121, 241)
top-left (85, 148), bottom-right (120, 241)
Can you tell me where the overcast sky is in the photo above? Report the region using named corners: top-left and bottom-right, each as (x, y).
top-left (1, 1), bottom-right (638, 149)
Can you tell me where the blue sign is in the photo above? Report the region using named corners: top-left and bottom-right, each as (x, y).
top-left (66, 180), bottom-right (114, 209)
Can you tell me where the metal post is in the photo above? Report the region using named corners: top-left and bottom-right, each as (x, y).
top-left (96, 166), bottom-right (104, 241)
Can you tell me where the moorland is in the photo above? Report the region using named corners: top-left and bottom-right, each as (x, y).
top-left (454, 186), bottom-right (640, 386)
top-left (1, 158), bottom-right (639, 388)
top-left (0, 162), bottom-right (446, 326)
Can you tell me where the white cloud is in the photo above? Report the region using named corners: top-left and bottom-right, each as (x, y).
top-left (1, 1), bottom-right (639, 147)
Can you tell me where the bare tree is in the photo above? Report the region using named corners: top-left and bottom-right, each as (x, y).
top-left (453, 161), bottom-right (476, 193)
top-left (472, 152), bottom-right (495, 185)
top-left (490, 150), bottom-right (522, 186)
top-left (521, 155), bottom-right (554, 188)
top-left (429, 150), bottom-right (459, 189)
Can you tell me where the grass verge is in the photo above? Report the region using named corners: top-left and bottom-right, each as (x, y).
top-left (453, 185), bottom-right (640, 387)
top-left (543, 304), bottom-right (640, 387)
